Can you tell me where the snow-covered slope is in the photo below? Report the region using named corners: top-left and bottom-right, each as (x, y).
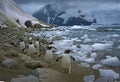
top-left (33, 4), bottom-right (96, 26)
top-left (0, 0), bottom-right (39, 27)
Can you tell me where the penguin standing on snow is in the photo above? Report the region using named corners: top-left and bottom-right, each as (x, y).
top-left (45, 46), bottom-right (54, 66)
top-left (56, 49), bottom-right (75, 74)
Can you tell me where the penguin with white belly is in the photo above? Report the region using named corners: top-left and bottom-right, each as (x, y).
top-left (45, 46), bottom-right (54, 66)
top-left (34, 38), bottom-right (40, 56)
top-left (19, 38), bottom-right (25, 52)
top-left (28, 40), bottom-right (36, 57)
top-left (56, 49), bottom-right (75, 74)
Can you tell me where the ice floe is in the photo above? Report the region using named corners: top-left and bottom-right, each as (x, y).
top-left (92, 64), bottom-right (102, 70)
top-left (99, 69), bottom-right (119, 80)
top-left (83, 75), bottom-right (95, 82)
top-left (101, 56), bottom-right (120, 66)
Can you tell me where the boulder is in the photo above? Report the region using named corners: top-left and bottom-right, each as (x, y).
top-left (11, 75), bottom-right (39, 82)
top-left (18, 53), bottom-right (34, 62)
top-left (2, 58), bottom-right (18, 69)
top-left (35, 68), bottom-right (65, 82)
top-left (24, 61), bottom-right (43, 69)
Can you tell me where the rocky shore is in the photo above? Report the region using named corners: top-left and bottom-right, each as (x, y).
top-left (0, 27), bottom-right (102, 82)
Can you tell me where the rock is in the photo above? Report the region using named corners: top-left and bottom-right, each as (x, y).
top-left (18, 53), bottom-right (34, 62)
top-left (35, 68), bottom-right (65, 82)
top-left (2, 58), bottom-right (18, 69)
top-left (11, 75), bottom-right (39, 82)
top-left (24, 61), bottom-right (43, 69)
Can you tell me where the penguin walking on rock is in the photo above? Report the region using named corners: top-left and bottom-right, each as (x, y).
top-left (28, 39), bottom-right (36, 57)
top-left (45, 46), bottom-right (54, 66)
top-left (34, 38), bottom-right (40, 56)
top-left (56, 49), bottom-right (75, 74)
top-left (19, 39), bottom-right (25, 52)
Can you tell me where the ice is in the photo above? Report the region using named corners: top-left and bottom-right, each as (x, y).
top-left (99, 69), bottom-right (120, 80)
top-left (90, 52), bottom-right (97, 58)
top-left (101, 57), bottom-right (120, 66)
top-left (81, 34), bottom-right (88, 40)
top-left (92, 64), bottom-right (102, 70)
top-left (83, 58), bottom-right (95, 63)
top-left (83, 38), bottom-right (92, 43)
top-left (71, 25), bottom-right (83, 29)
top-left (111, 34), bottom-right (119, 37)
top-left (79, 62), bottom-right (90, 68)
top-left (80, 45), bottom-right (93, 54)
top-left (83, 75), bottom-right (95, 82)
top-left (117, 45), bottom-right (120, 49)
top-left (91, 43), bottom-right (113, 51)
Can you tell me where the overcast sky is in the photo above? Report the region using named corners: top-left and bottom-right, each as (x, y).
top-left (15, 0), bottom-right (120, 15)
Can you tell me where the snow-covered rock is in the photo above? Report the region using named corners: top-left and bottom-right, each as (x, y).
top-left (101, 57), bottom-right (120, 66)
top-left (99, 69), bottom-right (120, 80)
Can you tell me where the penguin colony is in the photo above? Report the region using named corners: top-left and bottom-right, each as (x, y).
top-left (18, 35), bottom-right (75, 73)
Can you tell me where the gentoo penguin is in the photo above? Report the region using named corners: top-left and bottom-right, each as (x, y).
top-left (56, 49), bottom-right (75, 74)
top-left (28, 41), bottom-right (36, 57)
top-left (45, 46), bottom-right (54, 66)
top-left (34, 38), bottom-right (40, 56)
top-left (19, 39), bottom-right (25, 52)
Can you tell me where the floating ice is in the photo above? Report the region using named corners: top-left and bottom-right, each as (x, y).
top-left (79, 62), bottom-right (90, 68)
top-left (83, 58), bottom-right (95, 63)
top-left (90, 52), bottom-right (97, 58)
top-left (81, 34), bottom-right (88, 40)
top-left (101, 57), bottom-right (120, 66)
top-left (92, 64), bottom-right (102, 70)
top-left (111, 34), bottom-right (119, 37)
top-left (83, 75), bottom-right (95, 82)
top-left (91, 43), bottom-right (113, 51)
top-left (99, 69), bottom-right (119, 80)
top-left (83, 38), bottom-right (92, 43)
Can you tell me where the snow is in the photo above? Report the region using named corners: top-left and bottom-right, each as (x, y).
top-left (92, 64), bottom-right (102, 70)
top-left (83, 75), bottom-right (95, 82)
top-left (91, 43), bottom-right (113, 51)
top-left (101, 57), bottom-right (120, 66)
top-left (0, 0), bottom-right (40, 27)
top-left (99, 69), bottom-right (119, 80)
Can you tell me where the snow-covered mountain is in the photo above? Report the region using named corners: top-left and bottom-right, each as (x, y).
top-left (0, 0), bottom-right (40, 27)
top-left (33, 4), bottom-right (96, 26)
